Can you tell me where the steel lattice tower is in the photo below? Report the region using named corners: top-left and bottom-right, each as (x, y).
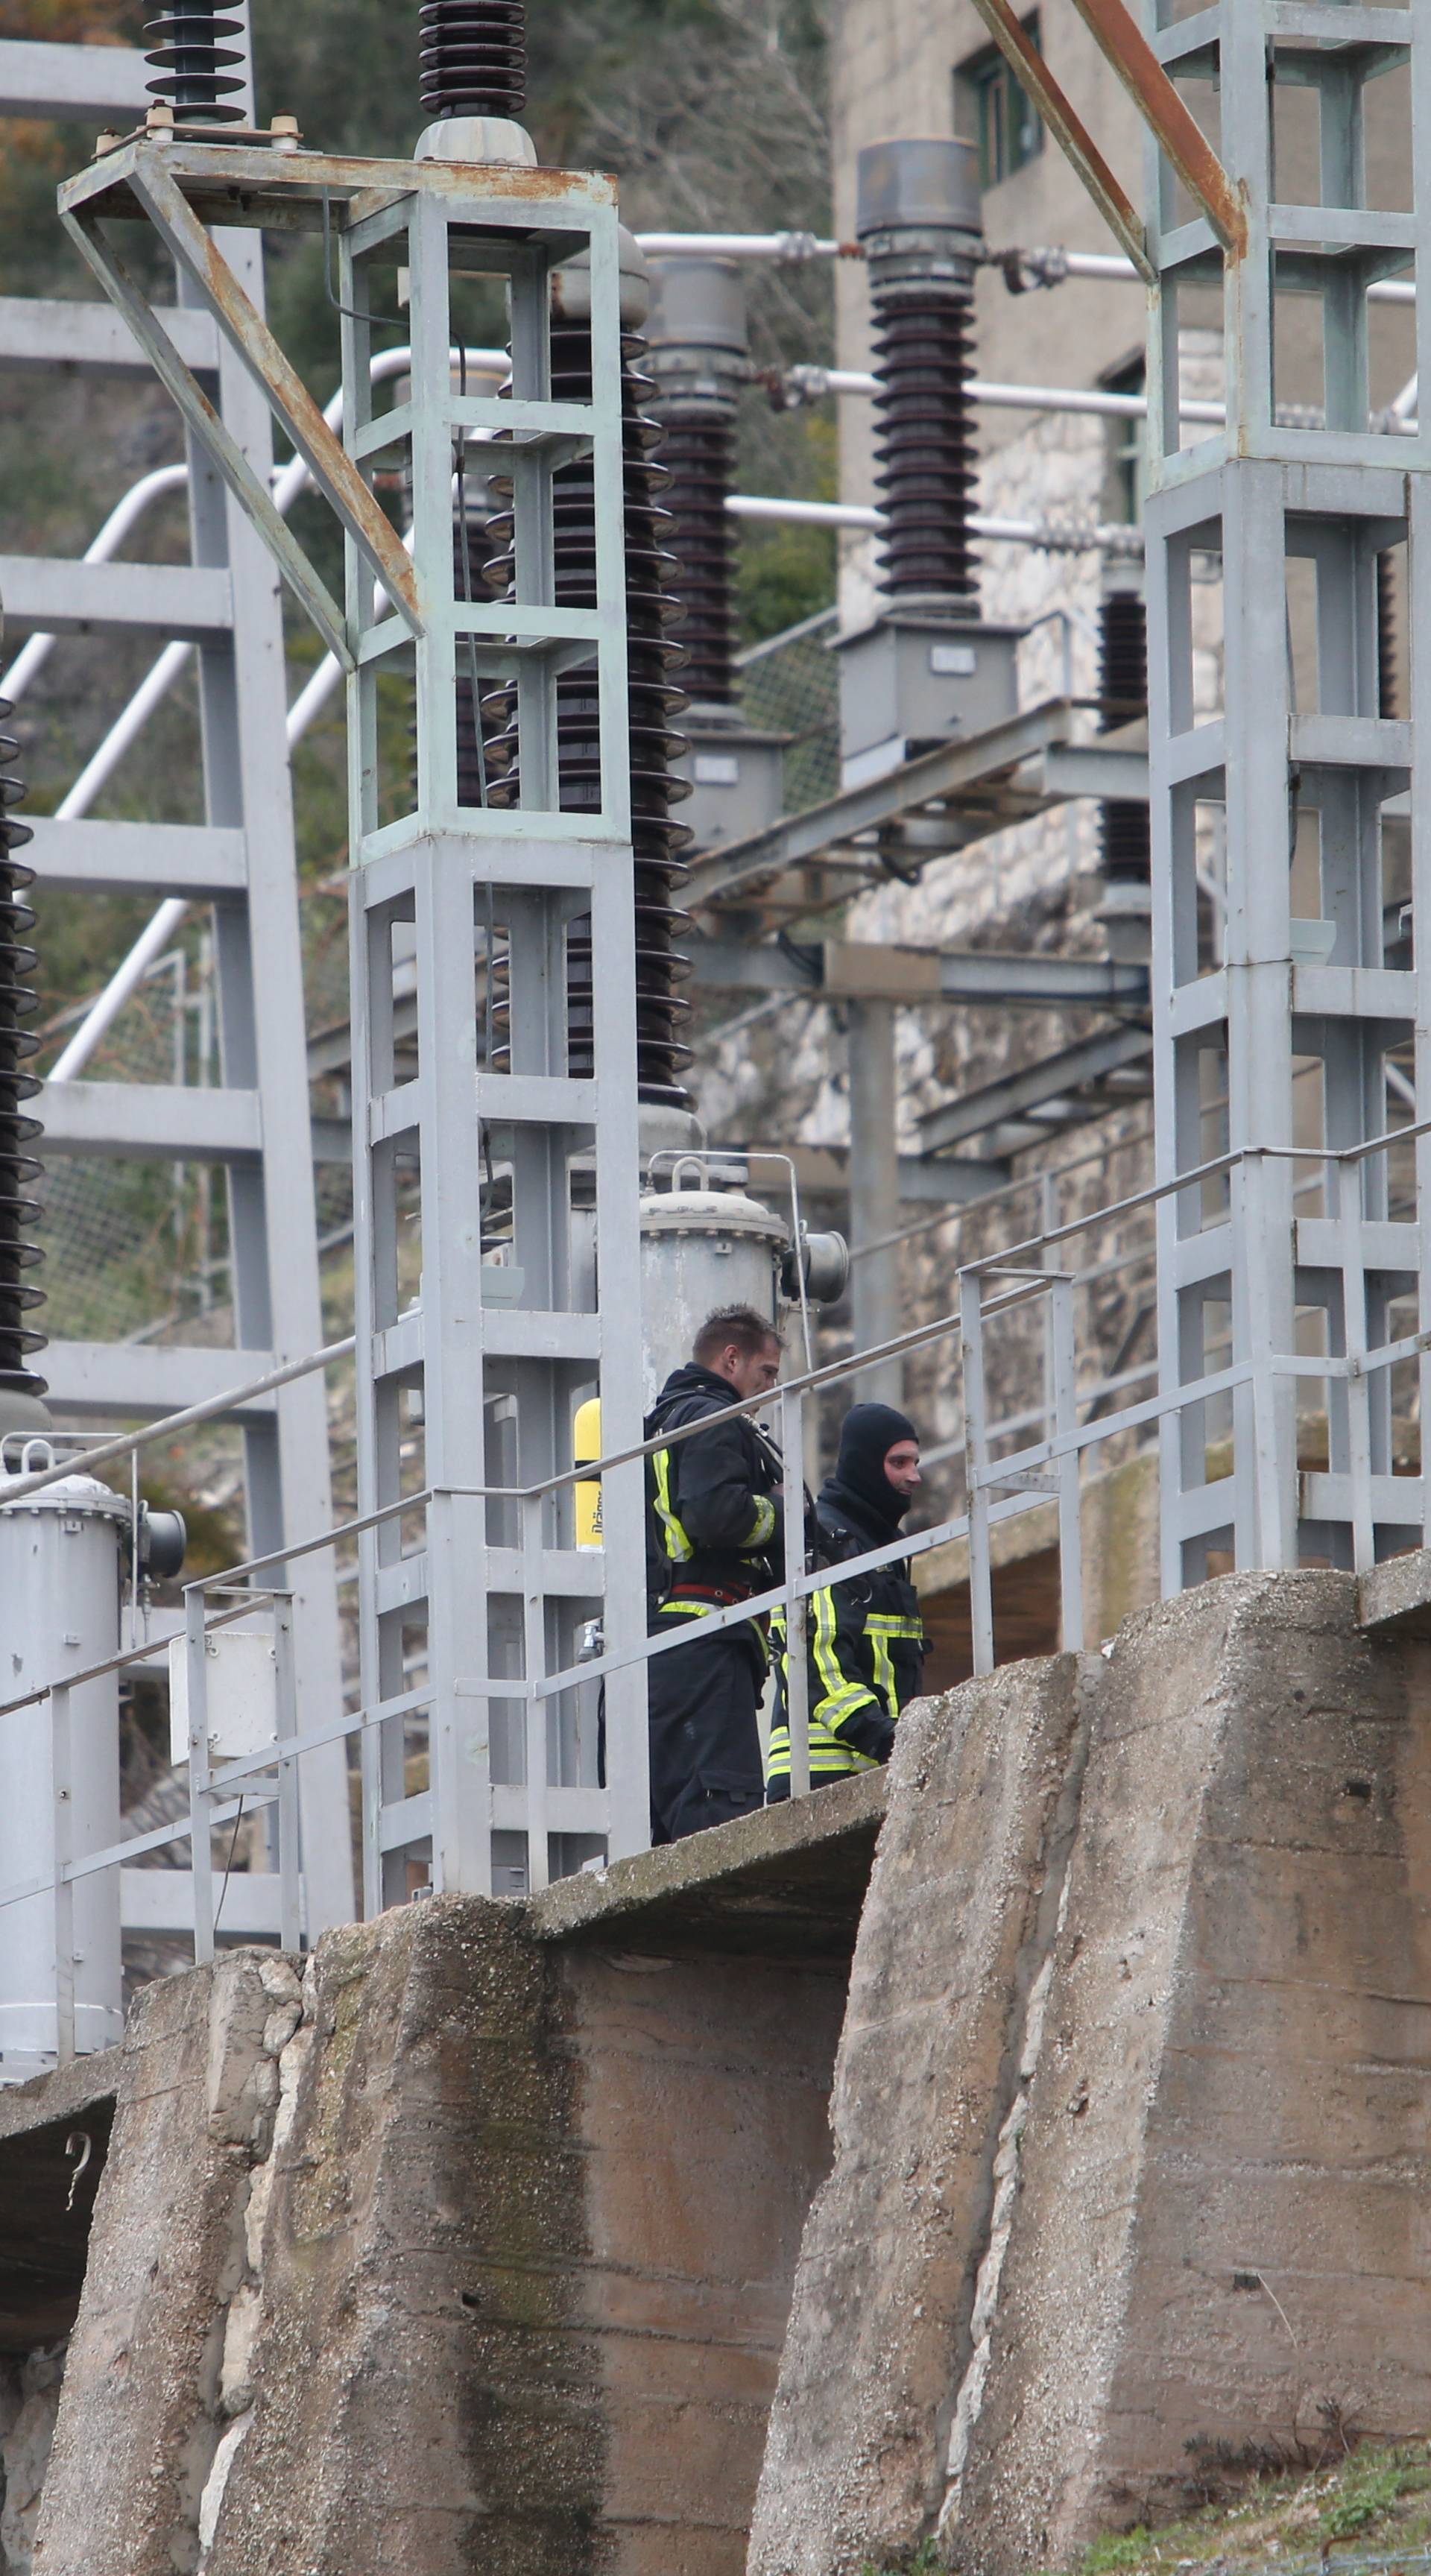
top-left (1144, 0), bottom-right (1431, 1579)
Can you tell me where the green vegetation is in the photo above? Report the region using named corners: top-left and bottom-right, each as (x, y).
top-left (857, 2441), bottom-right (1431, 2576)
top-left (1073, 2438), bottom-right (1431, 2574)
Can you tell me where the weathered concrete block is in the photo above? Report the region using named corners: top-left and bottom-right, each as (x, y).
top-left (748, 1573), bottom-right (1431, 2576)
top-left (955, 1574), bottom-right (1431, 2569)
top-left (31, 1952), bottom-right (278, 2576)
top-left (748, 1652), bottom-right (1096, 2576)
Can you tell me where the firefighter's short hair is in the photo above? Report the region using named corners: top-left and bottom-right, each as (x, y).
top-left (692, 1304), bottom-right (785, 1367)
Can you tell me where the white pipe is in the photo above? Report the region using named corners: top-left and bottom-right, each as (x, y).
top-left (797, 367), bottom-right (1423, 437)
top-left (725, 491), bottom-right (1142, 555)
top-left (0, 464), bottom-right (189, 704)
top-left (45, 348), bottom-right (503, 1085)
top-left (54, 638), bottom-right (195, 826)
top-left (1040, 244), bottom-right (1415, 303)
top-left (48, 897), bottom-right (190, 1080)
top-left (792, 364), bottom-right (1225, 424)
top-left (637, 230), bottom-right (842, 260)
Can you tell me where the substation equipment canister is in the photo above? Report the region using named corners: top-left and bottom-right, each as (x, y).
top-left (0, 1462), bottom-right (127, 2074)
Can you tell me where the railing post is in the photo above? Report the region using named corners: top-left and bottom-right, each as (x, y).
top-left (1049, 1273), bottom-right (1084, 1651)
top-left (780, 1383), bottom-right (811, 1800)
top-left (271, 1592), bottom-right (303, 1954)
top-left (960, 1269), bottom-right (996, 1676)
top-left (522, 1491), bottom-right (551, 1894)
top-left (51, 1684), bottom-right (75, 2068)
top-left (1333, 1153), bottom-right (1376, 1574)
top-left (185, 1586), bottom-right (216, 1966)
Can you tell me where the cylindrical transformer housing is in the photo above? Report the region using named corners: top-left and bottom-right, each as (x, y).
top-left (0, 1467), bottom-right (126, 2076)
top-left (638, 1187), bottom-right (789, 1407)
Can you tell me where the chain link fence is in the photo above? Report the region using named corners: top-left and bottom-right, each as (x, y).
top-left (736, 604), bottom-right (838, 812)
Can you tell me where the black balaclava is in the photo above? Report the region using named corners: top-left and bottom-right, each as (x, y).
top-left (824, 1401), bottom-right (919, 1540)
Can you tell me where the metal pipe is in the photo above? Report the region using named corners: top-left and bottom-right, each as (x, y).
top-left (727, 491), bottom-right (1144, 553)
top-left (636, 230), bottom-right (845, 261)
top-left (789, 367), bottom-right (1420, 435)
top-left (1023, 243), bottom-right (1415, 303)
top-left (0, 464), bottom-right (189, 705)
top-left (42, 347), bottom-right (503, 1083)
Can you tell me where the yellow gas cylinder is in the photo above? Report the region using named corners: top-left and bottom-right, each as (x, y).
top-left (573, 1396), bottom-right (602, 1547)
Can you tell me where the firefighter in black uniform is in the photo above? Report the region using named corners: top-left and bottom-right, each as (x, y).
top-left (767, 1401), bottom-right (926, 1799)
top-left (645, 1304), bottom-right (789, 1844)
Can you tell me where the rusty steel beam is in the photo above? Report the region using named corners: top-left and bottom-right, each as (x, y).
top-left (964, 0), bottom-right (1157, 284)
top-left (129, 150), bottom-right (424, 631)
top-left (1067, 0), bottom-right (1248, 259)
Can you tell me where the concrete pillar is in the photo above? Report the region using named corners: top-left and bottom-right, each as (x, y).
top-left (847, 999), bottom-right (903, 1406)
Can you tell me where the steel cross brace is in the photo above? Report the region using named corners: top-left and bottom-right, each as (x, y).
top-left (57, 139), bottom-right (423, 670)
top-left (966, 0), bottom-right (1247, 277)
top-left (683, 698), bottom-right (1101, 913)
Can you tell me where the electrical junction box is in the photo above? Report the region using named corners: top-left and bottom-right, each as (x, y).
top-left (675, 711), bottom-right (786, 851)
top-left (168, 1629), bottom-right (279, 1766)
top-left (833, 607), bottom-right (1023, 786)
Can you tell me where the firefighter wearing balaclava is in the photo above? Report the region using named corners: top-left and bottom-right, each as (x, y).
top-left (766, 1401), bottom-right (927, 1799)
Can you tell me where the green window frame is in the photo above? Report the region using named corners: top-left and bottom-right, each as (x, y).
top-left (961, 19), bottom-right (1044, 191)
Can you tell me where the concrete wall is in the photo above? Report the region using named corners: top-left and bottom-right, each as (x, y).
top-left (750, 1568), bottom-right (1431, 2575)
top-left (10, 1780), bottom-right (881, 2576)
top-left (9, 1565), bottom-right (1431, 2575)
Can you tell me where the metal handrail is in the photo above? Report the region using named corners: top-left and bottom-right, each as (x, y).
top-left (4, 1120), bottom-right (1428, 2039)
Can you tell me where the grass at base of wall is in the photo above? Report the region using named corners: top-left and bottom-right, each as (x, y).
top-left (859, 2438), bottom-right (1431, 2576)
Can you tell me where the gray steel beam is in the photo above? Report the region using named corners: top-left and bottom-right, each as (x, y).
top-left (0, 297), bottom-right (218, 376)
top-left (1023, 740), bottom-right (1150, 801)
top-left (761, 1143), bottom-right (1010, 1204)
top-left (0, 555), bottom-right (230, 641)
top-left (40, 1080), bottom-right (261, 1162)
top-left (683, 698), bottom-right (1081, 911)
top-left (917, 1023), bottom-right (1154, 1153)
top-left (0, 40), bottom-right (150, 121)
top-left (26, 818), bottom-right (248, 900)
top-left (692, 935), bottom-right (1151, 1007)
top-left (43, 1342), bottom-right (279, 1421)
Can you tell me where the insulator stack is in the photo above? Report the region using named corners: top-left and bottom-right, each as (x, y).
top-left (872, 293), bottom-right (977, 600)
top-left (1377, 549), bottom-right (1399, 720)
top-left (0, 694), bottom-right (46, 1405)
top-left (484, 320), bottom-right (694, 1111)
top-left (418, 0), bottom-right (526, 121)
top-left (856, 139), bottom-right (984, 609)
top-left (452, 511), bottom-right (494, 807)
top-left (645, 258), bottom-right (749, 713)
top-left (1097, 584), bottom-right (1151, 884)
top-left (143, 0), bottom-right (247, 123)
top-left (658, 414), bottom-right (738, 705)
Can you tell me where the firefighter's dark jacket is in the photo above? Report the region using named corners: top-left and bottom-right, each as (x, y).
top-left (645, 1362), bottom-right (785, 1603)
top-left (768, 1481), bottom-right (926, 1786)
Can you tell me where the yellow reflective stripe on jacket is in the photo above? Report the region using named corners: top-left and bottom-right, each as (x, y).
top-left (663, 1591), bottom-right (768, 1670)
top-left (651, 1447), bottom-right (694, 1563)
top-left (766, 1720), bottom-right (881, 1780)
top-left (810, 1586), bottom-right (879, 1727)
top-left (746, 1493), bottom-right (777, 1547)
top-left (864, 1611), bottom-right (925, 1723)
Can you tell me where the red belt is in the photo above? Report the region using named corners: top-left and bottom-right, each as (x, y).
top-left (671, 1581), bottom-right (756, 1609)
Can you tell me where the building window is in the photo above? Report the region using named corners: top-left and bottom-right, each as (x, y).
top-left (958, 19), bottom-right (1044, 191)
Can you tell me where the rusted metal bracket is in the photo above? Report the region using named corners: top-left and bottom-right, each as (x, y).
top-left (60, 204), bottom-right (356, 670)
top-left (964, 0), bottom-right (1157, 283)
top-left (58, 141), bottom-right (426, 669)
top-left (1067, 0), bottom-right (1247, 260)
